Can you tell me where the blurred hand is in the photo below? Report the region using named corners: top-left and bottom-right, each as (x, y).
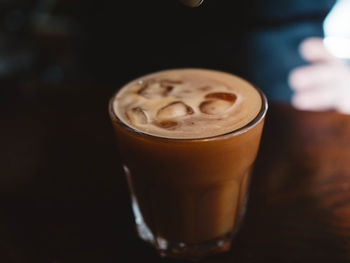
top-left (289, 37), bottom-right (350, 114)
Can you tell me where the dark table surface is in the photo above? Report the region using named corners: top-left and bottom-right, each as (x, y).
top-left (1, 82), bottom-right (350, 263)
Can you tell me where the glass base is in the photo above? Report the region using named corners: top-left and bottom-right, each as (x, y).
top-left (134, 210), bottom-right (232, 261)
top-left (131, 194), bottom-right (233, 261)
top-left (154, 233), bottom-right (232, 261)
top-left (124, 165), bottom-right (233, 260)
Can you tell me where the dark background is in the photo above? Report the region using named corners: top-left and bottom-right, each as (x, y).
top-left (0, 0), bottom-right (334, 102)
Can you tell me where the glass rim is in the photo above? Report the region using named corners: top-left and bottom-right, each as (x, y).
top-left (108, 71), bottom-right (268, 142)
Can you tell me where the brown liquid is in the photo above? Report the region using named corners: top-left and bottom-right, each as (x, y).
top-left (109, 68), bottom-right (266, 248)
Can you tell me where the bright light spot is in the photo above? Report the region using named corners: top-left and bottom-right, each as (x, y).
top-left (323, 0), bottom-right (350, 59)
top-left (324, 37), bottom-right (350, 59)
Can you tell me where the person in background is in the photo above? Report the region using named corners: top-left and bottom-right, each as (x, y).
top-left (289, 37), bottom-right (350, 114)
top-left (2, 0), bottom-right (350, 114)
top-left (86, 0), bottom-right (350, 113)
top-left (181, 0), bottom-right (350, 114)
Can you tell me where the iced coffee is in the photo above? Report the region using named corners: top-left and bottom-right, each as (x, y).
top-left (109, 68), bottom-right (267, 260)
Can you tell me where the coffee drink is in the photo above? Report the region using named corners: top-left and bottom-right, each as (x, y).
top-left (109, 68), bottom-right (267, 260)
top-left (113, 69), bottom-right (261, 138)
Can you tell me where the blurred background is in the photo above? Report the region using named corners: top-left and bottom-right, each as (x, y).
top-left (0, 0), bottom-right (335, 102)
top-left (1, 2), bottom-right (347, 262)
top-left (0, 0), bottom-right (82, 102)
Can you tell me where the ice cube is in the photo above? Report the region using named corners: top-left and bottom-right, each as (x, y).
top-left (199, 92), bottom-right (237, 115)
top-left (205, 92), bottom-right (237, 102)
top-left (155, 120), bottom-right (178, 129)
top-left (126, 107), bottom-right (148, 125)
top-left (138, 80), bottom-right (174, 99)
top-left (199, 100), bottom-right (233, 115)
top-left (157, 101), bottom-right (194, 120)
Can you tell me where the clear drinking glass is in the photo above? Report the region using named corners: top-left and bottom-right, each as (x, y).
top-left (108, 69), bottom-right (268, 260)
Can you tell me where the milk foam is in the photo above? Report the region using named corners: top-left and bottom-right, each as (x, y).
top-left (112, 69), bottom-right (262, 139)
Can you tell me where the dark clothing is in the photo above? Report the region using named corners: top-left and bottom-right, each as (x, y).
top-left (82, 0), bottom-right (336, 101)
top-left (245, 0), bottom-right (336, 100)
top-left (0, 0), bottom-right (336, 101)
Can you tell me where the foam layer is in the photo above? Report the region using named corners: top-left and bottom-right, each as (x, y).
top-left (112, 69), bottom-right (262, 139)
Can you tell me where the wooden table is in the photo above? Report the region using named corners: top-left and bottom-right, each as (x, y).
top-left (1, 84), bottom-right (350, 263)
